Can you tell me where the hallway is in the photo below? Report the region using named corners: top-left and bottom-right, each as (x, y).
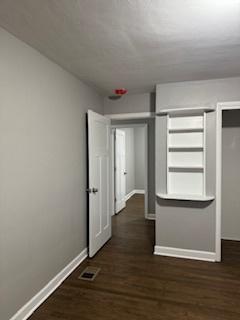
top-left (30, 195), bottom-right (240, 320)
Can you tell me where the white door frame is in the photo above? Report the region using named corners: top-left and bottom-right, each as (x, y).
top-left (216, 101), bottom-right (240, 262)
top-left (111, 124), bottom-right (150, 219)
top-left (105, 112), bottom-right (155, 120)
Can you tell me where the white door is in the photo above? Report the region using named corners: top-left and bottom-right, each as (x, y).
top-left (88, 110), bottom-right (111, 257)
top-left (115, 129), bottom-right (126, 213)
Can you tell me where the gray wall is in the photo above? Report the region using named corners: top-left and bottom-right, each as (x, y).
top-left (222, 110), bottom-right (240, 241)
top-left (121, 128), bottom-right (135, 195)
top-left (134, 127), bottom-right (145, 190)
top-left (0, 28), bottom-right (103, 320)
top-left (104, 92), bottom-right (155, 114)
top-left (156, 77), bottom-right (240, 253)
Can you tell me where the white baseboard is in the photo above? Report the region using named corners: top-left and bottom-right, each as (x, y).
top-left (10, 248), bottom-right (88, 320)
top-left (134, 189), bottom-right (145, 194)
top-left (222, 237), bottom-right (240, 241)
top-left (125, 190), bottom-right (135, 201)
top-left (125, 189), bottom-right (145, 201)
top-left (146, 213), bottom-right (155, 220)
top-left (154, 246), bottom-right (216, 262)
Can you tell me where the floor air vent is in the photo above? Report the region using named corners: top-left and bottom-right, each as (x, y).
top-left (78, 266), bottom-right (100, 281)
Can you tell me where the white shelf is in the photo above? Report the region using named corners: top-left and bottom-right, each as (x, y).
top-left (169, 146), bottom-right (203, 151)
top-left (157, 106), bottom-right (215, 116)
top-left (168, 128), bottom-right (203, 133)
top-left (156, 193), bottom-right (215, 201)
top-left (168, 165), bottom-right (203, 171)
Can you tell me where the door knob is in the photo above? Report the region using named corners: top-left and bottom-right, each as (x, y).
top-left (86, 188), bottom-right (92, 193)
top-left (124, 172), bottom-right (127, 175)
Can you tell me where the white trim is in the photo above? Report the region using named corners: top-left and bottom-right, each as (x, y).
top-left (154, 246), bottom-right (216, 262)
top-left (222, 237), bottom-right (240, 242)
top-left (110, 128), bottom-right (115, 216)
top-left (216, 101), bottom-right (240, 109)
top-left (111, 123), bottom-right (148, 129)
top-left (125, 189), bottom-right (135, 201)
top-left (105, 112), bottom-right (155, 120)
top-left (203, 112), bottom-right (207, 196)
top-left (125, 189), bottom-right (146, 200)
top-left (10, 248), bottom-right (88, 320)
top-left (143, 124), bottom-right (149, 219)
top-left (216, 101), bottom-right (240, 262)
top-left (166, 114), bottom-right (169, 194)
top-left (146, 213), bottom-right (156, 220)
top-left (157, 106), bottom-right (215, 116)
top-left (134, 189), bottom-right (145, 194)
top-left (216, 104), bottom-right (222, 262)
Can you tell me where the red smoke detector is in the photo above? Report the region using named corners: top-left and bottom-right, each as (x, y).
top-left (115, 88), bottom-right (128, 95)
top-left (108, 88), bottom-right (128, 100)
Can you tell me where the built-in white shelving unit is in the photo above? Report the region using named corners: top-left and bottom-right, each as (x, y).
top-left (157, 107), bottom-right (215, 201)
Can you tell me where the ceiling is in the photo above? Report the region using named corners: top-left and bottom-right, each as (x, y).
top-left (0, 0), bottom-right (240, 95)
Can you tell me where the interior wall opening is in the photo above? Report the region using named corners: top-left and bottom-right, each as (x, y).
top-left (112, 124), bottom-right (148, 219)
top-left (221, 109), bottom-right (240, 259)
top-left (110, 117), bottom-right (156, 224)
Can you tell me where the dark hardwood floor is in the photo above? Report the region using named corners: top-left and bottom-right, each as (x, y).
top-left (30, 195), bottom-right (240, 320)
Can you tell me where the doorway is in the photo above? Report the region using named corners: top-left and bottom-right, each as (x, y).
top-left (216, 102), bottom-right (240, 261)
top-left (87, 111), bottom-right (155, 258)
top-left (222, 110), bottom-right (240, 241)
top-left (112, 124), bottom-right (149, 218)
top-left (221, 109), bottom-right (240, 260)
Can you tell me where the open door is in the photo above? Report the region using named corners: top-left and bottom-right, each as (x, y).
top-left (115, 129), bottom-right (126, 213)
top-left (88, 110), bottom-right (111, 257)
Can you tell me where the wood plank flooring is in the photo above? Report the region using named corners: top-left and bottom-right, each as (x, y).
top-left (30, 194), bottom-right (240, 320)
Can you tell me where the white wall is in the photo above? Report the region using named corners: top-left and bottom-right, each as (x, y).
top-left (222, 110), bottom-right (240, 241)
top-left (0, 27), bottom-right (104, 320)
